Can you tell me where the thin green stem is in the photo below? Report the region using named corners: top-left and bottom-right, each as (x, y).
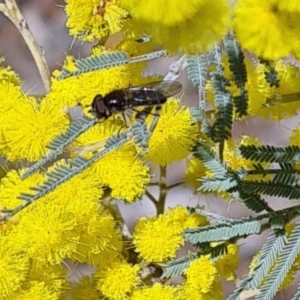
top-left (145, 190), bottom-right (158, 206)
top-left (167, 181), bottom-right (184, 189)
top-left (156, 166), bottom-right (167, 215)
top-left (248, 169), bottom-right (300, 175)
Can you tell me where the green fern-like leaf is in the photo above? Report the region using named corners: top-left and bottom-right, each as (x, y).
top-left (200, 174), bottom-right (239, 193)
top-left (1, 132), bottom-right (131, 222)
top-left (227, 233), bottom-right (283, 299)
top-left (162, 253), bottom-right (197, 278)
top-left (21, 116), bottom-right (98, 179)
top-left (269, 214), bottom-right (286, 229)
top-left (240, 145), bottom-right (300, 163)
top-left (184, 219), bottom-right (261, 244)
top-left (223, 33), bottom-right (248, 117)
top-left (227, 276), bottom-right (255, 300)
top-left (240, 180), bottom-right (300, 200)
top-left (193, 142), bottom-right (227, 176)
top-left (189, 107), bottom-right (204, 122)
top-left (259, 58), bottom-right (280, 88)
top-left (186, 54), bottom-right (207, 89)
top-left (249, 235), bottom-right (286, 290)
top-left (273, 167), bottom-right (299, 185)
top-left (291, 284), bottom-right (300, 300)
top-left (185, 54), bottom-right (208, 124)
top-left (197, 242), bottom-right (229, 259)
top-left (58, 51), bottom-right (128, 79)
top-left (194, 142), bottom-right (246, 193)
top-left (208, 44), bottom-right (234, 146)
top-left (210, 90), bottom-right (233, 142)
top-left (58, 50), bottom-right (167, 80)
top-left (249, 164), bottom-right (300, 185)
top-left (233, 92), bottom-right (248, 117)
top-left (255, 223), bottom-right (300, 300)
top-left (238, 190), bottom-right (271, 213)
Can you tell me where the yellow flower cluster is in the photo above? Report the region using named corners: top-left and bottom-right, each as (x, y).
top-left (132, 206), bottom-right (208, 262)
top-left (0, 34), bottom-right (201, 298)
top-left (179, 244), bottom-right (239, 299)
top-left (206, 56), bottom-right (300, 122)
top-left (120, 0), bottom-right (230, 54)
top-left (64, 0), bottom-right (300, 61)
top-left (185, 136), bottom-right (265, 193)
top-left (234, 0), bottom-right (300, 60)
top-left (65, 0), bottom-right (230, 54)
top-left (4, 0), bottom-right (300, 298)
top-left (65, 0), bottom-right (128, 42)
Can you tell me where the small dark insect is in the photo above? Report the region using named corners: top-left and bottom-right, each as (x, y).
top-left (91, 81), bottom-right (182, 120)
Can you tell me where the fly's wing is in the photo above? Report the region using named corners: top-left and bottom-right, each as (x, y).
top-left (129, 81), bottom-right (182, 106)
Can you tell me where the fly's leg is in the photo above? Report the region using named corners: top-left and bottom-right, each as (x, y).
top-left (121, 111), bottom-right (131, 127)
top-left (132, 106), bottom-right (161, 120)
top-left (115, 111), bottom-right (131, 137)
top-left (130, 106), bottom-right (160, 153)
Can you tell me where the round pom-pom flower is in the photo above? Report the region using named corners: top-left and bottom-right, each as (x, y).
top-left (122, 0), bottom-right (230, 54)
top-left (95, 260), bottom-right (140, 299)
top-left (65, 0), bottom-right (128, 42)
top-left (119, 0), bottom-right (206, 26)
top-left (166, 206), bottom-right (209, 229)
top-left (233, 0), bottom-right (300, 59)
top-left (184, 256), bottom-right (218, 294)
top-left (132, 214), bottom-right (184, 262)
top-left (1, 98), bottom-right (70, 162)
top-left (131, 283), bottom-right (180, 300)
top-left (0, 236), bottom-right (29, 299)
top-left (146, 98), bottom-right (199, 166)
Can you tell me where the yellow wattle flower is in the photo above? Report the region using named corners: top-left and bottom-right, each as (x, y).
top-left (70, 276), bottom-right (102, 300)
top-left (0, 169), bottom-right (45, 212)
top-left (0, 235), bottom-right (29, 299)
top-left (215, 244), bottom-right (239, 281)
top-left (65, 0), bottom-right (128, 42)
top-left (234, 0), bottom-right (300, 59)
top-left (48, 52), bottom-right (134, 111)
top-left (179, 279), bottom-right (223, 300)
top-left (184, 256), bottom-right (218, 294)
top-left (257, 60), bottom-right (300, 120)
top-left (166, 205), bottom-right (209, 229)
top-left (146, 98), bottom-right (199, 166)
top-left (95, 260), bottom-right (140, 299)
top-left (89, 141), bottom-right (150, 202)
top-left (131, 283), bottom-right (180, 300)
top-left (122, 0), bottom-right (230, 54)
top-left (119, 0), bottom-right (205, 26)
top-left (133, 214), bottom-right (184, 262)
top-left (9, 201), bottom-right (79, 266)
top-left (276, 0), bottom-right (300, 13)
top-left (1, 98), bottom-right (70, 162)
top-left (185, 158), bottom-right (208, 190)
top-left (13, 281), bottom-right (62, 300)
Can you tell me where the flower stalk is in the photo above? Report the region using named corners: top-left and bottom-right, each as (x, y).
top-left (0, 0), bottom-right (50, 93)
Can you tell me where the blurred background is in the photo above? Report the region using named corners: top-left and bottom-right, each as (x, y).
top-left (2, 1), bottom-right (300, 298)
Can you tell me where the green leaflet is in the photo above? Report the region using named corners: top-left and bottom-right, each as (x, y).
top-left (223, 32), bottom-right (248, 118)
top-left (57, 50), bottom-right (168, 80)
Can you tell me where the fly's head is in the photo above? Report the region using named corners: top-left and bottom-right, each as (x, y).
top-left (91, 94), bottom-right (111, 119)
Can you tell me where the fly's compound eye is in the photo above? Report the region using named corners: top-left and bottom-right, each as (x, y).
top-left (92, 95), bottom-right (109, 118)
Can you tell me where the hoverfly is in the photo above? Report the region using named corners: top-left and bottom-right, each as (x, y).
top-left (91, 80), bottom-right (182, 120)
